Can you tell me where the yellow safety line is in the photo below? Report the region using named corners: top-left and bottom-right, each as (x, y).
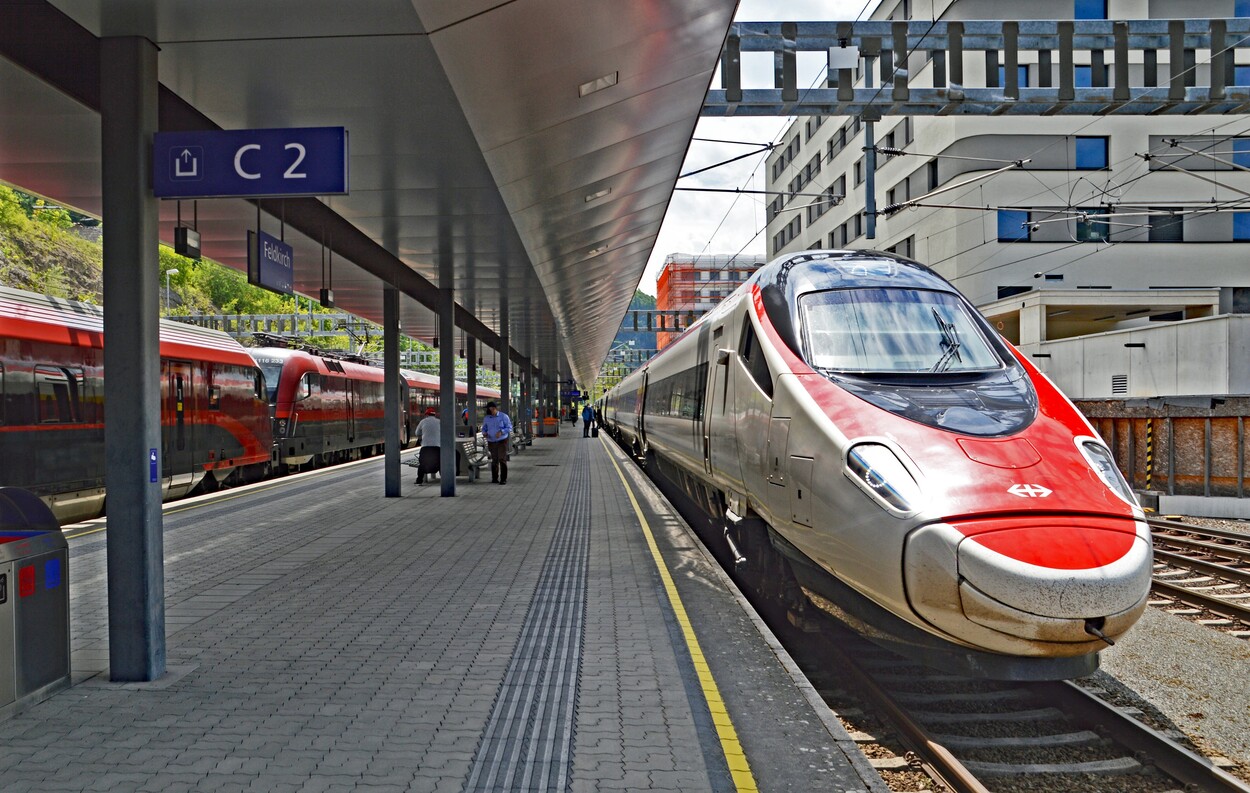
top-left (600, 437), bottom-right (758, 793)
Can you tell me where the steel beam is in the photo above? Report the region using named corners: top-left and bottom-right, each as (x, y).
top-left (706, 18), bottom-right (1250, 117)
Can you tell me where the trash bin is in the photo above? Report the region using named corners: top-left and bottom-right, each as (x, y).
top-left (540, 417), bottom-right (559, 437)
top-left (0, 487), bottom-right (70, 716)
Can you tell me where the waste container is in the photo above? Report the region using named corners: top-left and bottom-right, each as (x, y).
top-left (0, 487), bottom-right (70, 716)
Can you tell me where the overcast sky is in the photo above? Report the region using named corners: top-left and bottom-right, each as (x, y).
top-left (637, 0), bottom-right (869, 295)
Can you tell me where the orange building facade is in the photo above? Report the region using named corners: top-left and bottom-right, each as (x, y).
top-left (654, 253), bottom-right (768, 348)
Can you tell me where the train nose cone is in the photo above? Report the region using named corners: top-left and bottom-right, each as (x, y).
top-left (905, 518), bottom-right (1153, 654)
top-left (958, 523), bottom-right (1152, 619)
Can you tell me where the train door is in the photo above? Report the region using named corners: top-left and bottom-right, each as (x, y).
top-left (695, 324), bottom-right (711, 474)
top-left (164, 360), bottom-right (198, 496)
top-left (636, 372), bottom-right (648, 452)
top-left (399, 380), bottom-right (411, 446)
top-left (706, 323), bottom-right (744, 488)
top-left (346, 380), bottom-right (357, 444)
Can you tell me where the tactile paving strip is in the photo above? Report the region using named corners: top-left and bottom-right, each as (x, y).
top-left (464, 442), bottom-right (589, 791)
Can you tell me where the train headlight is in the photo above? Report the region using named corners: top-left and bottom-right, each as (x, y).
top-left (1080, 441), bottom-right (1138, 506)
top-left (276, 418), bottom-right (288, 436)
top-left (847, 443), bottom-right (922, 513)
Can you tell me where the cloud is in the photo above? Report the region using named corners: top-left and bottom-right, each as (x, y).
top-left (639, 0), bottom-right (867, 295)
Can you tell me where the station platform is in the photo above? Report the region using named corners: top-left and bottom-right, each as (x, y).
top-left (0, 432), bottom-right (884, 793)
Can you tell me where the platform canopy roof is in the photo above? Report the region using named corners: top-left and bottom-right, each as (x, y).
top-left (0, 0), bottom-right (737, 385)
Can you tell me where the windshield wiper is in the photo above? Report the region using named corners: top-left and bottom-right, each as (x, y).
top-left (931, 307), bottom-right (963, 372)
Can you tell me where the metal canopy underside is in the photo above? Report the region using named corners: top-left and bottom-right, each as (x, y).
top-left (0, 0), bottom-right (737, 385)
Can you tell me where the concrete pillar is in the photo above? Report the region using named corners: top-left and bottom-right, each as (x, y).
top-left (101, 36), bottom-right (165, 682)
top-left (1019, 302), bottom-right (1046, 346)
top-left (520, 364), bottom-right (530, 440)
top-left (384, 285), bottom-right (400, 497)
top-left (499, 301), bottom-right (511, 417)
top-left (439, 287), bottom-right (456, 497)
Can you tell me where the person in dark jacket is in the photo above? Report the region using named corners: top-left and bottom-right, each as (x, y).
top-left (581, 404), bottom-right (594, 438)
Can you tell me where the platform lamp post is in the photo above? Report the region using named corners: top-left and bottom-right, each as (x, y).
top-left (165, 267), bottom-right (178, 312)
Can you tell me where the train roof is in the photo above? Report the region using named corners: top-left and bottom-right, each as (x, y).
top-left (0, 284), bottom-right (260, 368)
top-left (250, 348), bottom-right (500, 396)
top-left (605, 249), bottom-right (960, 399)
top-left (250, 346), bottom-right (386, 382)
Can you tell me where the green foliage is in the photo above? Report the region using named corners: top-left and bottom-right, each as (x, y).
top-left (632, 289), bottom-right (656, 309)
top-left (0, 186), bottom-right (27, 229)
top-left (31, 199), bottom-right (73, 230)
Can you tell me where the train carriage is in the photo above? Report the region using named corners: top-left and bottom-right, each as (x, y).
top-left (0, 285), bottom-right (272, 523)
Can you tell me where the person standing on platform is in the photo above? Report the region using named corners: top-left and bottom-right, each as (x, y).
top-left (581, 403), bottom-right (594, 438)
top-left (414, 407), bottom-right (441, 485)
top-left (482, 401), bottom-right (513, 485)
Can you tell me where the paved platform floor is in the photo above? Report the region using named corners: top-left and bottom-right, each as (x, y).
top-left (0, 432), bottom-right (883, 792)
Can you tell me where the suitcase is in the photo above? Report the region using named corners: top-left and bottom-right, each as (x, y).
top-left (591, 425), bottom-right (599, 437)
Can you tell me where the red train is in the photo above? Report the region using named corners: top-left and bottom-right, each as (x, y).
top-left (253, 346), bottom-right (498, 468)
top-left (0, 285), bottom-right (498, 523)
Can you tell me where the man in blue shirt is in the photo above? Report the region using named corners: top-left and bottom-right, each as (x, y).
top-left (481, 401), bottom-right (513, 484)
top-left (581, 403), bottom-right (594, 438)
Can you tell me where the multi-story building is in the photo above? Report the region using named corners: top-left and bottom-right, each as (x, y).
top-left (655, 253), bottom-right (768, 347)
top-left (763, 0), bottom-right (1250, 515)
top-left (767, 0), bottom-right (1250, 360)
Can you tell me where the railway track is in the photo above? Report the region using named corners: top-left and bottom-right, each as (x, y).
top-left (793, 625), bottom-right (1250, 793)
top-left (1148, 518), bottom-right (1250, 639)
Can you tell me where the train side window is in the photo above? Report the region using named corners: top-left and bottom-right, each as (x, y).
top-left (738, 322), bottom-right (775, 399)
top-left (35, 365), bottom-right (78, 423)
top-left (254, 370), bottom-right (265, 401)
top-left (297, 373), bottom-right (313, 401)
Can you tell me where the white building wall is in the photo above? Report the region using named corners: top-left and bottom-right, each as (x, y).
top-left (1036, 316), bottom-right (1250, 399)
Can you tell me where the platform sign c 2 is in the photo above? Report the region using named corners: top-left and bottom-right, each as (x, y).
top-left (153, 127), bottom-right (348, 199)
top-left (150, 448), bottom-right (158, 483)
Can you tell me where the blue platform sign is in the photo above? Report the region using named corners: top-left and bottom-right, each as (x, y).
top-left (249, 230), bottom-right (294, 296)
top-left (153, 127), bottom-right (348, 198)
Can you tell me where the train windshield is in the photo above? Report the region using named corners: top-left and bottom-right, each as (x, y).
top-left (254, 358), bottom-right (285, 403)
top-left (801, 288), bottom-right (1000, 374)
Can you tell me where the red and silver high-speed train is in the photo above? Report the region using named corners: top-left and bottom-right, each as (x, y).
top-left (603, 251), bottom-right (1153, 679)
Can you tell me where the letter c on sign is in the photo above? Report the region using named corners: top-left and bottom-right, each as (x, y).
top-left (234, 144), bottom-right (261, 180)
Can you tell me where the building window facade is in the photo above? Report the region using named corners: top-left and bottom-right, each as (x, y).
top-left (997, 209), bottom-right (1030, 241)
top-left (1234, 213), bottom-right (1250, 241)
top-left (1148, 209), bottom-right (1184, 242)
top-left (1077, 208), bottom-right (1110, 242)
top-left (1075, 136), bottom-right (1109, 169)
top-left (1074, 0), bottom-right (1107, 19)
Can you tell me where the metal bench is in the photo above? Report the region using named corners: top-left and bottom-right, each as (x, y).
top-left (459, 437), bottom-right (490, 482)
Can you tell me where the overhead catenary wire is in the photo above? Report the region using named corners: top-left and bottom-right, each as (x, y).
top-left (662, 0), bottom-right (894, 305)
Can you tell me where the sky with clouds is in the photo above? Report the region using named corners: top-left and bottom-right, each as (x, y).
top-left (637, 0), bottom-right (869, 295)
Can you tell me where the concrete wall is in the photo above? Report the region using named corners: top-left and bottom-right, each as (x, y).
top-left (1034, 315), bottom-right (1250, 399)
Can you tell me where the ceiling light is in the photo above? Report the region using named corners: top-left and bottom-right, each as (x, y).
top-left (578, 71), bottom-right (619, 97)
top-left (585, 187), bottom-right (612, 202)
top-left (588, 244), bottom-right (609, 256)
